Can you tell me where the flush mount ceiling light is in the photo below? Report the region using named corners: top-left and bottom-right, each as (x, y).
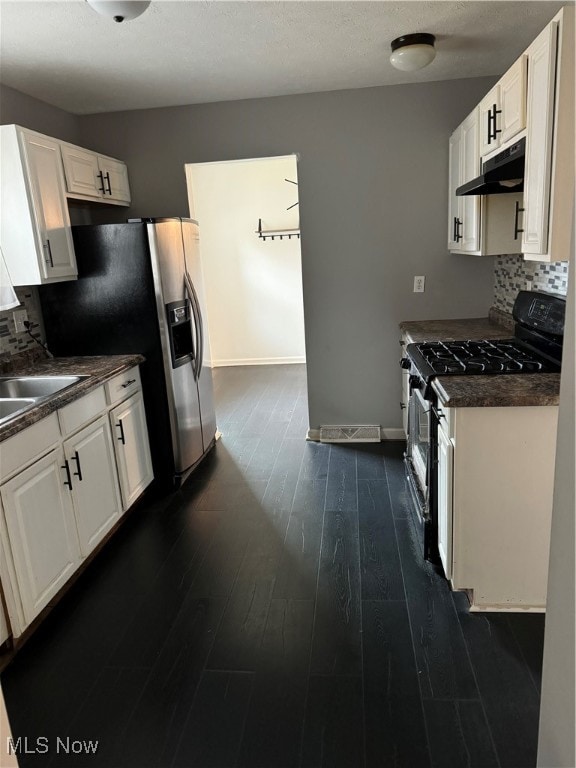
top-left (390, 33), bottom-right (436, 72)
top-left (85, 0), bottom-right (151, 23)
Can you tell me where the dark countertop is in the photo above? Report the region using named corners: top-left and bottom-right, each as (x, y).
top-left (432, 373), bottom-right (561, 408)
top-left (400, 315), bottom-right (560, 408)
top-left (400, 316), bottom-right (513, 343)
top-left (0, 355), bottom-right (145, 441)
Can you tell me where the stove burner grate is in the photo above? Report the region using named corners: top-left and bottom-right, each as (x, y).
top-left (416, 339), bottom-right (547, 375)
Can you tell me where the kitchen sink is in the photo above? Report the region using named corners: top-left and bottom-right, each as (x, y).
top-left (0, 398), bottom-right (37, 422)
top-left (0, 375), bottom-right (85, 399)
top-left (0, 375), bottom-right (89, 427)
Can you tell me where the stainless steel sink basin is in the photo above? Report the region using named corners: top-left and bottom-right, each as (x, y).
top-left (0, 398), bottom-right (37, 421)
top-left (0, 375), bottom-right (84, 399)
top-left (0, 375), bottom-right (89, 427)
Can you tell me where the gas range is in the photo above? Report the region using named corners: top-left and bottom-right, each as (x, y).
top-left (400, 289), bottom-right (565, 566)
top-left (404, 290), bottom-right (565, 392)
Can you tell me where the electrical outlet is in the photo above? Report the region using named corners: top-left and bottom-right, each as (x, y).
top-left (13, 309), bottom-right (28, 333)
top-left (525, 280), bottom-right (532, 292)
top-left (413, 276), bottom-right (425, 293)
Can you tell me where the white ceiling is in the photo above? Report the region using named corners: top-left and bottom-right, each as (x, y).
top-left (0, 0), bottom-right (569, 115)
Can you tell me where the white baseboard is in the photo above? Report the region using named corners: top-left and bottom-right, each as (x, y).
top-left (212, 356), bottom-right (306, 367)
top-left (306, 427), bottom-right (406, 442)
top-left (380, 428), bottom-right (406, 441)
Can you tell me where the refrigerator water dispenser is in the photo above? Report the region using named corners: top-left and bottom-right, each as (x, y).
top-left (166, 300), bottom-right (194, 368)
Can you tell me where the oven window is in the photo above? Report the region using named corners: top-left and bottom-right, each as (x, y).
top-left (409, 387), bottom-right (429, 492)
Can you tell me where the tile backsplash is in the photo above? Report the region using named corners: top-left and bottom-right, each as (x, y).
top-left (494, 254), bottom-right (569, 313)
top-left (0, 286), bottom-right (45, 358)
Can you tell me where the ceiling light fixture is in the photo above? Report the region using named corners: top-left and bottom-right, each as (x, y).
top-left (85, 0), bottom-right (151, 23)
top-left (390, 33), bottom-right (436, 72)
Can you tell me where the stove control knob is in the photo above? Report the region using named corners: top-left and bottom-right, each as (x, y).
top-left (409, 374), bottom-right (421, 390)
top-left (400, 357), bottom-right (412, 369)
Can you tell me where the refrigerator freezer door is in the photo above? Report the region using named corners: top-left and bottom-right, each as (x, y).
top-left (181, 221), bottom-right (217, 451)
top-left (148, 220), bottom-right (204, 474)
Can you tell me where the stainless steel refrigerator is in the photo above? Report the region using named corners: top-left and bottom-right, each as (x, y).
top-left (39, 218), bottom-right (217, 490)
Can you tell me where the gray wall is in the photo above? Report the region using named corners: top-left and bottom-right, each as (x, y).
top-left (0, 83), bottom-right (80, 144)
top-left (79, 79), bottom-right (496, 431)
top-left (1, 78), bottom-right (498, 429)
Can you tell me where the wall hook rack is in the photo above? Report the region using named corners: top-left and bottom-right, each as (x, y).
top-left (256, 218), bottom-right (300, 241)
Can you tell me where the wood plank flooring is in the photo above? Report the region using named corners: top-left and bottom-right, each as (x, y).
top-left (1, 364), bottom-right (545, 768)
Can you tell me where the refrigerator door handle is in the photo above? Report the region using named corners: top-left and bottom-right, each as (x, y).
top-left (184, 271), bottom-right (203, 380)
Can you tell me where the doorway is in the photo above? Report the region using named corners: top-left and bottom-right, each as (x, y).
top-left (185, 155), bottom-right (306, 368)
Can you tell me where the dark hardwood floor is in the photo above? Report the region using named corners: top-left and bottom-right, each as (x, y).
top-left (1, 364), bottom-right (545, 768)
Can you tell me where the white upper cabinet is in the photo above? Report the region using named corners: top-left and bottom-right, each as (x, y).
top-left (500, 55), bottom-right (528, 144)
top-left (479, 55), bottom-right (527, 156)
top-left (521, 23), bottom-right (557, 257)
top-left (449, 7), bottom-right (574, 263)
top-left (448, 110), bottom-right (522, 257)
top-left (61, 143), bottom-right (131, 205)
top-left (521, 8), bottom-right (574, 263)
top-left (479, 84), bottom-right (501, 156)
top-left (448, 109), bottom-right (480, 253)
top-left (0, 125), bottom-right (77, 286)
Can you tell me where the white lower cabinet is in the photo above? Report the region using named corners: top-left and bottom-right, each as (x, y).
top-left (436, 404), bottom-right (557, 611)
top-left (110, 393), bottom-right (153, 511)
top-left (0, 367), bottom-right (153, 639)
top-left (0, 448), bottom-right (81, 627)
top-left (63, 415), bottom-right (122, 557)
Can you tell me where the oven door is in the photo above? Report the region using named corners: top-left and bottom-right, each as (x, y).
top-left (407, 385), bottom-right (430, 496)
top-left (404, 378), bottom-right (441, 564)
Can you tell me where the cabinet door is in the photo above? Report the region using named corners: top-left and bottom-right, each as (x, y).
top-left (1, 449), bottom-right (81, 626)
top-left (479, 85), bottom-right (500, 155)
top-left (61, 145), bottom-right (104, 199)
top-left (437, 426), bottom-right (453, 580)
top-left (447, 127), bottom-right (462, 250)
top-left (22, 132), bottom-right (77, 281)
top-left (522, 22), bottom-right (558, 256)
top-left (500, 55), bottom-right (527, 143)
top-left (64, 416), bottom-right (122, 557)
top-left (110, 393), bottom-right (153, 510)
top-left (460, 111), bottom-right (481, 252)
top-left (98, 157), bottom-right (131, 203)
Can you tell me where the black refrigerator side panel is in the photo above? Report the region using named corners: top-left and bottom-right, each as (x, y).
top-left (38, 223), bottom-right (175, 490)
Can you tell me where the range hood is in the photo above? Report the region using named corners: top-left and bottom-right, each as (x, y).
top-left (456, 137), bottom-right (525, 196)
